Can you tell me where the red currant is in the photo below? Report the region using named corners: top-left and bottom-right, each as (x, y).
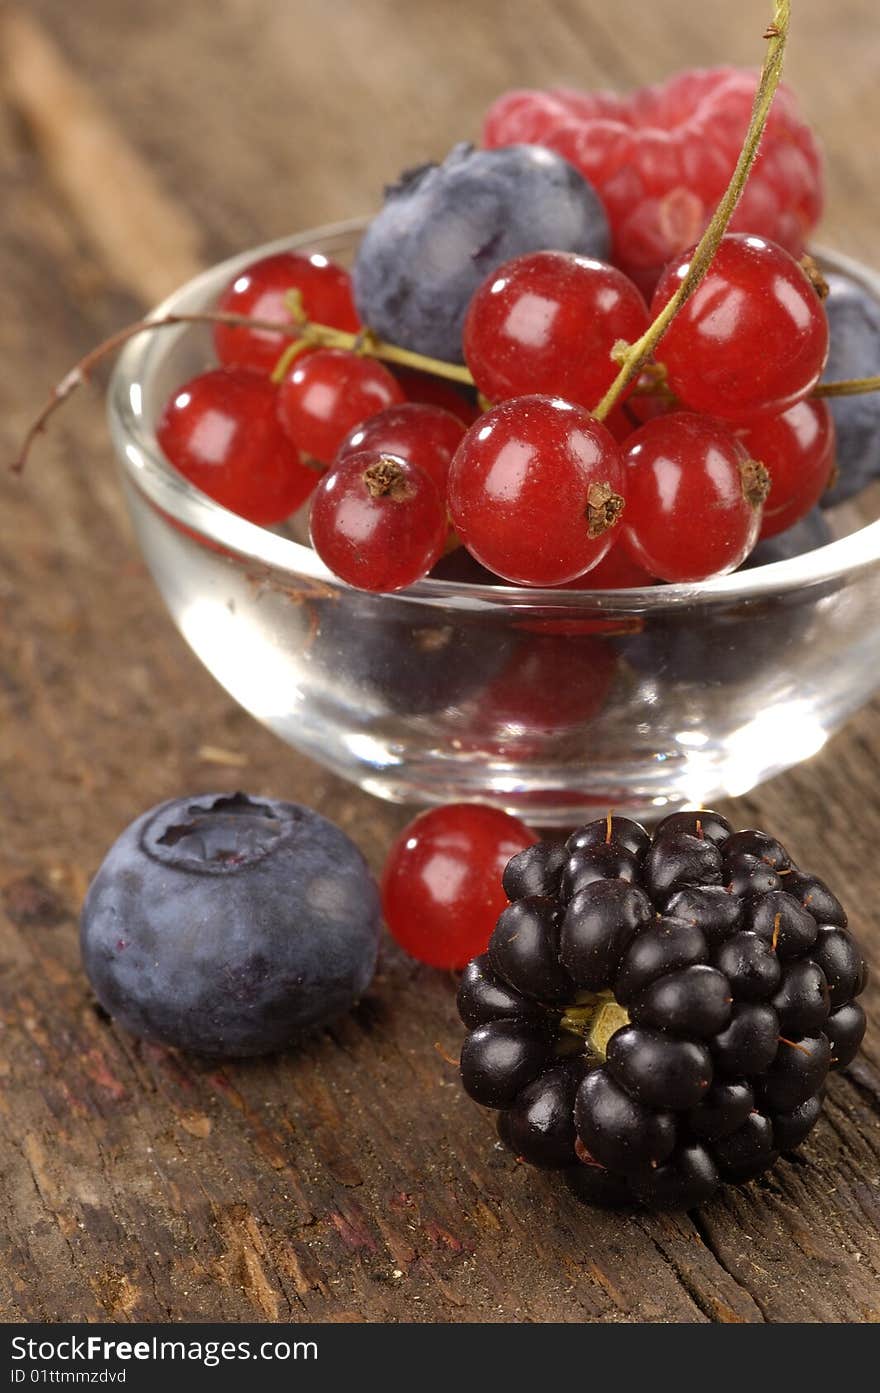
top-left (448, 395), bottom-right (627, 587)
top-left (622, 412), bottom-right (768, 582)
top-left (156, 368), bottom-right (317, 525)
top-left (309, 451), bottom-right (446, 592)
top-left (381, 804), bottom-right (537, 969)
top-left (561, 540), bottom-right (656, 588)
top-left (651, 234), bottom-right (829, 420)
top-left (335, 402), bottom-right (465, 493)
top-left (463, 251), bottom-right (649, 409)
top-left (736, 400), bottom-right (835, 539)
top-left (393, 366), bottom-right (481, 425)
top-left (278, 348), bottom-right (405, 464)
top-left (214, 251), bottom-right (359, 374)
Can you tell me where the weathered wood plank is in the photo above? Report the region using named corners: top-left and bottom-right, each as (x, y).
top-left (0, 0), bottom-right (878, 1323)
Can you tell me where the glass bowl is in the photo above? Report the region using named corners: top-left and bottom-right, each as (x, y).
top-left (107, 222), bottom-right (880, 826)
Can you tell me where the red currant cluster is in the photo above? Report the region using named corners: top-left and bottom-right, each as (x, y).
top-left (158, 227), bottom-right (831, 590)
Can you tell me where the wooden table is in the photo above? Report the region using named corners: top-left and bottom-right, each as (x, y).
top-left (1, 0), bottom-right (878, 1324)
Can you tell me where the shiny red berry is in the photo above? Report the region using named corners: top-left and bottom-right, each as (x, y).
top-left (463, 251), bottom-right (649, 409)
top-left (561, 541), bottom-right (656, 588)
top-left (736, 400), bottom-right (836, 539)
top-left (652, 234), bottom-right (829, 420)
top-left (214, 251), bottom-right (359, 374)
top-left (309, 451), bottom-right (446, 592)
top-left (382, 804), bottom-right (537, 968)
top-left (156, 368), bottom-right (317, 525)
top-left (335, 402), bottom-right (465, 493)
top-left (278, 348), bottom-right (406, 464)
top-left (448, 395), bottom-right (627, 587)
top-left (622, 412), bottom-right (767, 582)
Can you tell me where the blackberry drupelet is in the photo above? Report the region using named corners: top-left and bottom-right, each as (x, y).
top-left (458, 813), bottom-right (869, 1209)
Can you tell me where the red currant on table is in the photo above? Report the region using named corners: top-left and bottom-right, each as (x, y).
top-left (277, 348), bottom-right (406, 464)
top-left (335, 402), bottom-right (465, 493)
top-left (621, 412), bottom-right (769, 582)
top-left (309, 451), bottom-right (446, 592)
top-left (651, 234), bottom-right (829, 421)
top-left (156, 368), bottom-right (317, 525)
top-left (463, 251), bottom-right (649, 409)
top-left (382, 804), bottom-right (537, 969)
top-left (213, 251), bottom-right (360, 374)
top-left (736, 400), bottom-right (836, 539)
top-left (448, 395), bottom-right (627, 587)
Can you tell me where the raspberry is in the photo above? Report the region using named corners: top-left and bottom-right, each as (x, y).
top-left (482, 68), bottom-right (824, 295)
top-left (457, 812), bottom-right (868, 1209)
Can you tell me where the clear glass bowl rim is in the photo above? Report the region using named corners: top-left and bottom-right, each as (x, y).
top-left (108, 220), bottom-right (880, 613)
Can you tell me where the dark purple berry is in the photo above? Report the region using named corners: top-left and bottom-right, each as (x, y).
top-left (748, 890), bottom-right (818, 957)
top-left (713, 931), bottom-right (782, 1002)
top-left (723, 830), bottom-right (791, 870)
top-left (712, 1003), bottom-right (779, 1076)
top-left (498, 1060), bottom-right (582, 1167)
top-left (614, 917), bottom-right (708, 1005)
top-left (630, 964), bottom-right (732, 1038)
top-left (810, 926), bottom-right (867, 1009)
top-left (825, 1002), bottom-right (867, 1069)
top-left (566, 816), bottom-right (651, 860)
top-left (756, 1034), bottom-right (831, 1113)
top-left (459, 1020), bottom-right (555, 1108)
top-left (644, 832), bottom-right (724, 902)
top-left (771, 1093), bottom-right (823, 1151)
top-left (724, 853), bottom-right (782, 899)
top-left (456, 954), bottom-right (550, 1029)
top-left (559, 879), bottom-right (653, 991)
top-left (489, 897), bottom-right (572, 1002)
top-left (79, 793), bottom-right (380, 1057)
top-left (607, 1025), bottom-right (712, 1111)
top-left (561, 843), bottom-right (640, 899)
top-left (687, 1079), bottom-right (754, 1140)
top-left (653, 810), bottom-right (733, 846)
top-left (783, 870), bottom-right (847, 927)
top-left (665, 884), bottom-right (743, 943)
top-left (502, 841), bottom-right (567, 901)
top-left (771, 960), bottom-right (830, 1037)
top-left (712, 1112), bottom-right (778, 1182)
top-left (631, 1143), bottom-right (719, 1209)
top-left (574, 1067), bottom-right (676, 1174)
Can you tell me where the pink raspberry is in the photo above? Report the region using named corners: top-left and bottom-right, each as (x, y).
top-left (482, 68), bottom-right (823, 296)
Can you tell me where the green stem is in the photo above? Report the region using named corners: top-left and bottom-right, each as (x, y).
top-left (591, 0), bottom-right (792, 423)
top-left (272, 318), bottom-right (475, 386)
top-left (814, 374), bottom-right (880, 399)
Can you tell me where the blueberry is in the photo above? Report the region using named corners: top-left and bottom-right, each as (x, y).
top-left (353, 142), bottom-right (610, 363)
top-left (80, 793), bottom-right (381, 1056)
top-left (742, 509), bottom-right (832, 567)
top-left (820, 271), bottom-right (880, 504)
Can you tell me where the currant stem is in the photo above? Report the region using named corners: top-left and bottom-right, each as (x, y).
top-left (11, 308), bottom-right (473, 476)
top-left (591, 0), bottom-right (792, 423)
top-left (813, 374), bottom-right (880, 399)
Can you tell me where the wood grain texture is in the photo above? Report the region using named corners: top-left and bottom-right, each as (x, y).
top-left (0, 0), bottom-right (878, 1324)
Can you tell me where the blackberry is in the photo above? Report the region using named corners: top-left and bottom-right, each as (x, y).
top-left (457, 812), bottom-right (868, 1209)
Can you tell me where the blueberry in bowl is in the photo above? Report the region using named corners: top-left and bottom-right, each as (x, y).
top-left (81, 792), bottom-right (381, 1056)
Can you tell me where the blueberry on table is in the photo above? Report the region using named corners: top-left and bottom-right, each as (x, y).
top-left (80, 793), bottom-right (381, 1057)
top-left (353, 142), bottom-right (610, 363)
top-left (457, 810), bottom-right (869, 1209)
